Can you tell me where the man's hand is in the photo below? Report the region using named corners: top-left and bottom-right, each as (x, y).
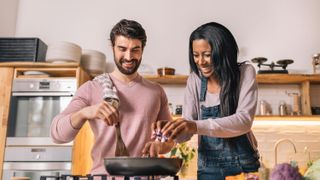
top-left (72, 101), bottom-right (119, 127)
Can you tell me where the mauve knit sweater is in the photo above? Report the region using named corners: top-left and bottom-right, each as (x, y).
top-left (50, 74), bottom-right (172, 175)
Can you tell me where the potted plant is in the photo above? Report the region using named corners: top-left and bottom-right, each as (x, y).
top-left (169, 142), bottom-right (196, 177)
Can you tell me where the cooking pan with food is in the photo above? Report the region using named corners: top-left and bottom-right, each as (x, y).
top-left (104, 157), bottom-right (183, 176)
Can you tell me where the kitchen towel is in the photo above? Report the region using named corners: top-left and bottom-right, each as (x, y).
top-left (93, 73), bottom-right (119, 105)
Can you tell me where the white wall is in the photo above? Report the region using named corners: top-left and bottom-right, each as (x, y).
top-left (15, 0), bottom-right (320, 75)
top-left (10, 0), bottom-right (320, 172)
top-left (0, 0), bottom-right (18, 36)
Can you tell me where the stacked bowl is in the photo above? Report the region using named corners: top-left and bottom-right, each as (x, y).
top-left (46, 41), bottom-right (82, 63)
top-left (80, 49), bottom-right (107, 77)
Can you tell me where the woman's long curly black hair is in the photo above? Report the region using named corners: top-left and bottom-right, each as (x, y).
top-left (189, 22), bottom-right (241, 117)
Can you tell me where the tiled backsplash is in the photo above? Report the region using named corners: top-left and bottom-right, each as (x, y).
top-left (310, 84), bottom-right (320, 107)
top-left (253, 121), bottom-right (320, 169)
top-left (162, 85), bottom-right (185, 113)
top-left (163, 84), bottom-right (320, 115)
top-left (257, 84), bottom-right (300, 115)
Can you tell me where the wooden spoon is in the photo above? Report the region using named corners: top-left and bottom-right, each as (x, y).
top-left (115, 122), bottom-right (129, 156)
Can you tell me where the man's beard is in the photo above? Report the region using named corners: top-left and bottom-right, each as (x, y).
top-left (114, 57), bottom-right (141, 75)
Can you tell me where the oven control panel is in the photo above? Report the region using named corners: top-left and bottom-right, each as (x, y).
top-left (12, 78), bottom-right (77, 92)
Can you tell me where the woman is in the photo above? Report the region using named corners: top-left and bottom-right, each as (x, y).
top-left (157, 22), bottom-right (260, 179)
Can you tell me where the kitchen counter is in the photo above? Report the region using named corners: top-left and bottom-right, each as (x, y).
top-left (0, 61), bottom-right (79, 68)
top-left (255, 115), bottom-right (320, 121)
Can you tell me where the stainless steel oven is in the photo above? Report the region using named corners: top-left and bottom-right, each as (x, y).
top-left (3, 78), bottom-right (77, 180)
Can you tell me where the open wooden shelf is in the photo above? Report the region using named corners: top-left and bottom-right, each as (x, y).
top-left (14, 67), bottom-right (78, 78)
top-left (143, 73), bottom-right (319, 116)
top-left (143, 74), bottom-right (320, 85)
top-left (256, 74), bottom-right (320, 84)
top-left (0, 61), bottom-right (79, 68)
top-left (143, 75), bottom-right (188, 84)
top-left (254, 115), bottom-right (320, 121)
top-left (172, 115), bottom-right (320, 121)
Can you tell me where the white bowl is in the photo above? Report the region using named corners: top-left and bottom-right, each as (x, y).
top-left (46, 41), bottom-right (82, 63)
top-left (81, 49), bottom-right (107, 75)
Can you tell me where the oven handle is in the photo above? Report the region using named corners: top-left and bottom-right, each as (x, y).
top-left (3, 162), bottom-right (71, 170)
top-left (12, 92), bottom-right (74, 96)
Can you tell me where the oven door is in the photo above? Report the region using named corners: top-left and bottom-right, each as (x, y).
top-left (7, 92), bottom-right (73, 146)
top-left (2, 162), bottom-right (71, 180)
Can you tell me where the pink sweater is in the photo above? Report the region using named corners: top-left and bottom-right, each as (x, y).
top-left (50, 74), bottom-right (171, 174)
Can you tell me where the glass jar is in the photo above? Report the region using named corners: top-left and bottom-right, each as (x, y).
top-left (259, 100), bottom-right (267, 115)
top-left (168, 103), bottom-right (173, 115)
top-left (175, 105), bottom-right (183, 115)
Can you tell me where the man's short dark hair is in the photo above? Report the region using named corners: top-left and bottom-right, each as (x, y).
top-left (110, 19), bottom-right (147, 49)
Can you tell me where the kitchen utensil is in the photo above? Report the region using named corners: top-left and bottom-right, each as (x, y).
top-left (104, 157), bottom-right (182, 176)
top-left (103, 98), bottom-right (128, 156)
top-left (115, 123), bottom-right (129, 156)
top-left (251, 57), bottom-right (267, 64)
top-left (251, 57), bottom-right (294, 74)
top-left (278, 101), bottom-right (287, 116)
top-left (287, 92), bottom-right (301, 115)
top-left (276, 59), bottom-right (294, 66)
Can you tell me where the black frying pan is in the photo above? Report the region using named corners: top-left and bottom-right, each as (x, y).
top-left (104, 157), bottom-right (183, 176)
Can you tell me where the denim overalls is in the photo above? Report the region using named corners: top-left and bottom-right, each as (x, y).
top-left (197, 77), bottom-right (260, 180)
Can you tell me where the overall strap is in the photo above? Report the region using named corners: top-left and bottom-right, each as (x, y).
top-left (199, 76), bottom-right (208, 102)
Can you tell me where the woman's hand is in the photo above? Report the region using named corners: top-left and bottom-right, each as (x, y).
top-left (157, 118), bottom-right (197, 141)
top-left (142, 140), bottom-right (175, 157)
top-left (74, 101), bottom-right (119, 126)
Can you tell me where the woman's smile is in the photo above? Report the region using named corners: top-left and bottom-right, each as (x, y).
top-left (192, 39), bottom-right (214, 77)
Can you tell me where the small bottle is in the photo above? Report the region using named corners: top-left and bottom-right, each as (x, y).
top-left (175, 105), bottom-right (183, 115)
top-left (259, 100), bottom-right (267, 115)
top-left (279, 101), bottom-right (287, 116)
top-left (168, 103), bottom-right (173, 115)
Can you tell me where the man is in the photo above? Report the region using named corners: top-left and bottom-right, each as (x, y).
top-left (50, 19), bottom-right (173, 175)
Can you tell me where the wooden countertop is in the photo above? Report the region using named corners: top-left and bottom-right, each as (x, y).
top-left (173, 115), bottom-right (320, 121)
top-left (0, 62), bottom-right (79, 68)
top-left (254, 115), bottom-right (320, 121)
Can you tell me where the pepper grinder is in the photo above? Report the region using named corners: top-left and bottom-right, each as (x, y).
top-left (287, 92), bottom-right (301, 115)
top-left (312, 53), bottom-right (320, 74)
